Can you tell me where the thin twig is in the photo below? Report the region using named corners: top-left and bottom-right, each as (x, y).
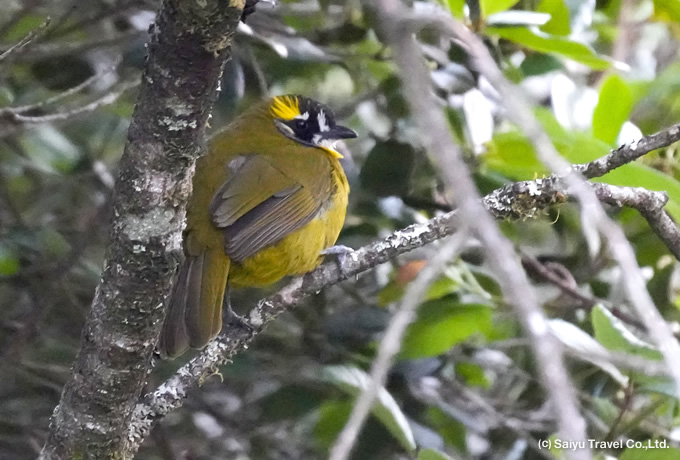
top-left (0, 79), bottom-right (138, 136)
top-left (520, 252), bottom-right (644, 330)
top-left (328, 233), bottom-right (467, 460)
top-left (1, 63), bottom-right (121, 115)
top-left (371, 2), bottom-right (591, 459)
top-left (0, 16), bottom-right (50, 63)
top-left (0, 29), bottom-right (144, 63)
top-left (402, 6), bottom-right (680, 402)
top-left (421, 11), bottom-right (680, 400)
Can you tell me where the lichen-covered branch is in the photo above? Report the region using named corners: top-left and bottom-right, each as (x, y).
top-left (39, 1), bottom-right (245, 459)
top-left (416, 6), bottom-right (680, 403)
top-left (128, 119), bottom-right (680, 452)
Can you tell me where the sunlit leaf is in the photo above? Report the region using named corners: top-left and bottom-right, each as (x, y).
top-left (446, 0), bottom-right (466, 19)
top-left (488, 26), bottom-right (611, 69)
top-left (593, 75), bottom-right (633, 145)
top-left (481, 0), bottom-right (519, 17)
top-left (620, 446), bottom-right (680, 460)
top-left (483, 109), bottom-right (680, 222)
top-left (591, 304), bottom-right (662, 360)
top-left (549, 319), bottom-right (628, 385)
top-left (314, 401), bottom-right (352, 448)
top-left (537, 0), bottom-right (571, 35)
top-left (653, 0), bottom-right (680, 23)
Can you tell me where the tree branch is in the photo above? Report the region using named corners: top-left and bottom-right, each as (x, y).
top-left (0, 16), bottom-right (51, 63)
top-left (127, 74), bottom-right (680, 460)
top-left (129, 129), bottom-right (680, 446)
top-left (433, 14), bottom-right (680, 403)
top-left (39, 0), bottom-right (245, 458)
top-left (373, 3), bottom-right (591, 458)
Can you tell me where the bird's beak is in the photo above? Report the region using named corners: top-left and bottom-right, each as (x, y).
top-left (324, 125), bottom-right (357, 140)
top-left (316, 125), bottom-right (357, 159)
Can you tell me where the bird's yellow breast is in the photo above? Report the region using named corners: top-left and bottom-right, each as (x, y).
top-left (229, 157), bottom-right (348, 287)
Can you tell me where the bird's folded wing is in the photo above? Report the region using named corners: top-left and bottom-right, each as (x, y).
top-left (209, 154), bottom-right (331, 262)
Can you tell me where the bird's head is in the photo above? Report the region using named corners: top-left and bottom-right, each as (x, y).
top-left (269, 95), bottom-right (357, 158)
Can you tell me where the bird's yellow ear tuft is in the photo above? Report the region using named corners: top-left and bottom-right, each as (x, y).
top-left (270, 95), bottom-right (300, 120)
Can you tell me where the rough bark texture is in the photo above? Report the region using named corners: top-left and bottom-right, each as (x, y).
top-left (40, 0), bottom-right (244, 458)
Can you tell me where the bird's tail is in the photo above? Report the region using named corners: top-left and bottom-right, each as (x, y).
top-left (158, 251), bottom-right (229, 359)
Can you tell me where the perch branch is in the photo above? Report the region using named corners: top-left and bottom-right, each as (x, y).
top-left (39, 1), bottom-right (245, 458)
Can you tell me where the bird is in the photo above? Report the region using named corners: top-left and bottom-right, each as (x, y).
top-left (158, 95), bottom-right (357, 358)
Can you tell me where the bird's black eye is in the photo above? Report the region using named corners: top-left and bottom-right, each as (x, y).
top-left (295, 119), bottom-right (307, 130)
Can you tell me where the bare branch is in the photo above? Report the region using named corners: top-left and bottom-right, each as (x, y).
top-left (0, 78), bottom-right (139, 136)
top-left (589, 184), bottom-right (680, 261)
top-left (126, 154), bottom-right (680, 445)
top-left (577, 125), bottom-right (680, 179)
top-left (1, 63), bottom-right (121, 115)
top-left (0, 29), bottom-right (145, 63)
top-left (520, 251), bottom-right (644, 330)
top-left (427, 12), bottom-right (680, 402)
top-left (370, 2), bottom-right (590, 458)
top-left (0, 16), bottom-right (50, 63)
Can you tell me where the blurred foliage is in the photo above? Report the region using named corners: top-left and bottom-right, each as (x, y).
top-left (2, 0), bottom-right (680, 459)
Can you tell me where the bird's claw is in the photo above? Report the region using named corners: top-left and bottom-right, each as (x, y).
top-left (225, 311), bottom-right (255, 337)
top-left (321, 244), bottom-right (355, 278)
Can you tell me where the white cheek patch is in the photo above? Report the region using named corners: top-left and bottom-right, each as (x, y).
top-left (295, 111), bottom-right (310, 120)
top-left (319, 138), bottom-right (338, 151)
top-left (312, 134), bottom-right (336, 149)
top-left (317, 110), bottom-right (329, 132)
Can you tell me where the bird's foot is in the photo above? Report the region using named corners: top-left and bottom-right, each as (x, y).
top-left (321, 245), bottom-right (355, 278)
top-left (225, 310), bottom-right (255, 337)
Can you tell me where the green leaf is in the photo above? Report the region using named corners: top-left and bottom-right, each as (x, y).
top-left (456, 362), bottom-right (491, 388)
top-left (654, 0), bottom-right (680, 23)
top-left (596, 163), bottom-right (680, 221)
top-left (446, 0), bottom-right (465, 19)
top-left (537, 0), bottom-right (571, 35)
top-left (484, 109), bottom-right (680, 222)
top-left (38, 228), bottom-right (71, 259)
top-left (20, 125), bottom-right (81, 174)
top-left (591, 304), bottom-right (663, 360)
top-left (549, 319), bottom-right (628, 385)
top-left (0, 244), bottom-right (20, 276)
top-left (322, 366), bottom-right (417, 452)
top-left (488, 26), bottom-right (611, 69)
top-left (418, 448), bottom-right (456, 460)
top-left (314, 400), bottom-right (352, 448)
top-left (558, 133), bottom-right (680, 221)
top-left (483, 131), bottom-right (545, 178)
top-left (620, 445), bottom-right (680, 460)
top-left (360, 140), bottom-right (415, 197)
top-left (481, 0), bottom-right (519, 17)
top-left (592, 75), bottom-right (633, 145)
top-left (520, 54), bottom-right (563, 76)
top-left (401, 302), bottom-right (492, 358)
top-left (3, 14), bottom-right (46, 41)
top-left (378, 276), bottom-right (459, 306)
